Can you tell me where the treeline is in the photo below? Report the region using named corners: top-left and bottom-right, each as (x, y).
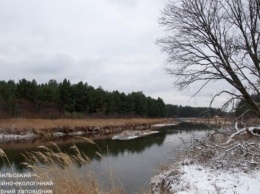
top-left (0, 79), bottom-right (165, 118)
top-left (235, 94), bottom-right (260, 118)
top-left (165, 104), bottom-right (224, 118)
top-left (0, 79), bottom-right (223, 118)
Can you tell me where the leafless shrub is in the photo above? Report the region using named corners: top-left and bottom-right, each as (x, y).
top-left (178, 125), bottom-right (260, 170)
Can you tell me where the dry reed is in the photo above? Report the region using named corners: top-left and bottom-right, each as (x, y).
top-left (0, 118), bottom-right (166, 130)
top-left (0, 140), bottom-right (126, 194)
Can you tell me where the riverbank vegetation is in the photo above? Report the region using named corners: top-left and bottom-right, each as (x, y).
top-left (0, 142), bottom-right (126, 194)
top-left (151, 121), bottom-right (260, 193)
top-left (0, 118), bottom-right (166, 130)
top-left (0, 118), bottom-right (168, 144)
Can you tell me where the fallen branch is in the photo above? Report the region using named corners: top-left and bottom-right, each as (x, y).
top-left (178, 122), bottom-right (260, 169)
top-left (223, 122), bottom-right (260, 144)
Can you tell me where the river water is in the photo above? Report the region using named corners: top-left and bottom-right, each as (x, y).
top-left (0, 123), bottom-right (213, 193)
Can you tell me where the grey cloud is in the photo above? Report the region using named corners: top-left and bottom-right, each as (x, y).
top-left (0, 0), bottom-right (227, 107)
top-left (107, 0), bottom-right (138, 7)
top-left (22, 54), bottom-right (73, 75)
top-left (0, 53), bottom-right (73, 83)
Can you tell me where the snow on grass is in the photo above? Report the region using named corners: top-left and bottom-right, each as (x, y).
top-left (152, 123), bottom-right (177, 127)
top-left (112, 130), bottom-right (159, 140)
top-left (0, 133), bottom-right (37, 142)
top-left (151, 163), bottom-right (260, 194)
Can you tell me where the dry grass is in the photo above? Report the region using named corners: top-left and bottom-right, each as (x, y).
top-left (7, 140), bottom-right (126, 194)
top-left (183, 117), bottom-right (234, 125)
top-left (0, 118), bottom-right (167, 130)
top-left (0, 139), bottom-right (152, 194)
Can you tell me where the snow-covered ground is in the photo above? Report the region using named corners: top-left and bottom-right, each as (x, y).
top-left (112, 130), bottom-right (159, 140)
top-left (0, 133), bottom-right (37, 142)
top-left (152, 123), bottom-right (177, 127)
top-left (151, 163), bottom-right (260, 194)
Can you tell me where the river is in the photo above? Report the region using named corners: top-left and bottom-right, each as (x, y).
top-left (0, 123), bottom-right (213, 193)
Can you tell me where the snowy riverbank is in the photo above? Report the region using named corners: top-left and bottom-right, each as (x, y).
top-left (151, 124), bottom-right (260, 194)
top-left (151, 161), bottom-right (260, 194)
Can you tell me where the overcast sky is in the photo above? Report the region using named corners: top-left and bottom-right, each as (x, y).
top-left (0, 0), bottom-right (228, 107)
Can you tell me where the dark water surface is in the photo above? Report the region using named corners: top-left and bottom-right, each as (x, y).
top-left (0, 123), bottom-right (213, 193)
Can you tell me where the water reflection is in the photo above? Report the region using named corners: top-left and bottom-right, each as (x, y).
top-left (0, 129), bottom-right (167, 172)
top-left (0, 123), bottom-right (212, 193)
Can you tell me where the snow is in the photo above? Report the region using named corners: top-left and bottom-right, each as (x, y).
top-left (152, 123), bottom-right (177, 127)
top-left (151, 163), bottom-right (260, 194)
top-left (112, 130), bottom-right (159, 140)
top-left (0, 133), bottom-right (37, 142)
top-left (112, 135), bottom-right (139, 140)
top-left (69, 131), bottom-right (86, 136)
top-left (53, 132), bottom-right (66, 137)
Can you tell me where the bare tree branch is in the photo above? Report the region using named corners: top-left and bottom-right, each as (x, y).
top-left (158, 0), bottom-right (260, 116)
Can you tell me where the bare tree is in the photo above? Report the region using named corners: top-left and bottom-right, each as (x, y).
top-left (158, 0), bottom-right (260, 117)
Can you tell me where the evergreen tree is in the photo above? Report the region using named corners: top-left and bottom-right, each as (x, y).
top-left (73, 81), bottom-right (88, 113)
top-left (59, 79), bottom-right (75, 112)
top-left (16, 79), bottom-right (38, 101)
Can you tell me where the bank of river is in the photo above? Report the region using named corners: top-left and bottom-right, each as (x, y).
top-left (0, 123), bottom-right (212, 193)
top-left (0, 118), bottom-right (168, 143)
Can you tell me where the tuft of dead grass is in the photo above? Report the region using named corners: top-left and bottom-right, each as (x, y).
top-left (25, 143), bottom-right (125, 194)
top-left (0, 140), bottom-right (126, 194)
